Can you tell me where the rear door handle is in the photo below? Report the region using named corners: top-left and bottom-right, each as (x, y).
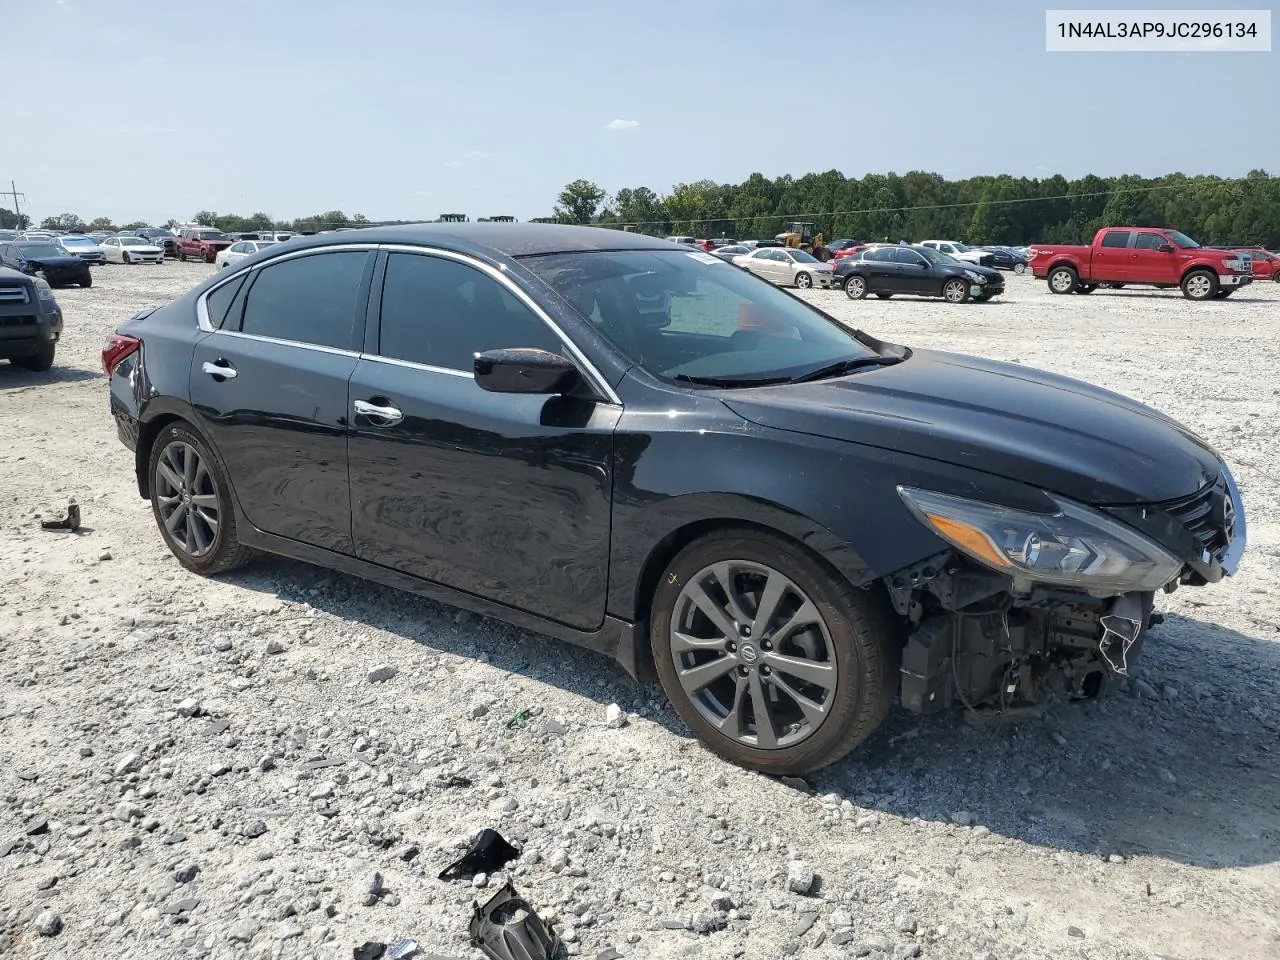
top-left (354, 398), bottom-right (404, 426)
top-left (201, 360), bottom-right (237, 380)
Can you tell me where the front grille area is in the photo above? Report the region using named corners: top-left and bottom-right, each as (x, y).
top-left (0, 314), bottom-right (37, 327)
top-left (1162, 476), bottom-right (1231, 558)
top-left (0, 284), bottom-right (31, 304)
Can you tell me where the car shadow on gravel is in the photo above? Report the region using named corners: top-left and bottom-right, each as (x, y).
top-left (224, 558), bottom-right (1279, 869)
top-left (0, 364), bottom-right (102, 389)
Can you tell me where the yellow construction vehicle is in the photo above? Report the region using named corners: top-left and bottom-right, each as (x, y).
top-left (775, 221), bottom-right (830, 261)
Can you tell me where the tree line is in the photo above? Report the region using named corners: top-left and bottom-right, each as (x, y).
top-left (552, 169), bottom-right (1280, 247)
top-left (5, 168), bottom-right (1276, 246)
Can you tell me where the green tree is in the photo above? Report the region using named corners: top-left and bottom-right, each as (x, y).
top-left (88, 216), bottom-right (115, 231)
top-left (194, 211), bottom-right (218, 226)
top-left (554, 180), bottom-right (606, 224)
top-left (40, 212), bottom-right (86, 231)
top-left (0, 208), bottom-right (30, 229)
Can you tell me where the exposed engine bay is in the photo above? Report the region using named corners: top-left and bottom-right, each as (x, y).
top-left (884, 551), bottom-right (1161, 714)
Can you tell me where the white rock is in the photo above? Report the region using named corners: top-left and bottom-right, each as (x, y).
top-left (786, 859), bottom-right (815, 894)
top-left (605, 703), bottom-right (627, 729)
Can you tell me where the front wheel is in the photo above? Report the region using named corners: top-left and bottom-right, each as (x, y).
top-left (843, 275), bottom-right (867, 300)
top-left (942, 278), bottom-right (969, 303)
top-left (1047, 265), bottom-right (1078, 294)
top-left (650, 529), bottom-right (897, 775)
top-left (1181, 269), bottom-right (1218, 301)
top-left (178, 249), bottom-right (187, 262)
top-left (794, 271), bottom-right (812, 289)
top-left (12, 346), bottom-right (55, 372)
top-left (80, 274), bottom-right (92, 288)
top-left (1013, 262), bottom-right (1026, 274)
top-left (122, 253), bottom-right (131, 264)
top-left (148, 423), bottom-right (253, 576)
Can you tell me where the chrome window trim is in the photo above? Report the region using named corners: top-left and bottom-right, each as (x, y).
top-left (211, 329), bottom-right (361, 358)
top-left (358, 353), bottom-right (472, 379)
top-left (378, 243), bottom-right (622, 406)
top-left (196, 243), bottom-right (380, 333)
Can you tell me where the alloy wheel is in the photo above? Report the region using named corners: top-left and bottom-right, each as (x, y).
top-left (1049, 270), bottom-right (1074, 293)
top-left (669, 560), bottom-right (837, 750)
top-left (795, 272), bottom-right (812, 288)
top-left (944, 279), bottom-right (967, 302)
top-left (154, 440), bottom-right (220, 557)
top-left (1186, 274), bottom-right (1212, 299)
top-left (845, 277), bottom-right (866, 299)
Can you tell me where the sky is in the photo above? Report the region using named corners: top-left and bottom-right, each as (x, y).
top-left (2, 0), bottom-right (1275, 226)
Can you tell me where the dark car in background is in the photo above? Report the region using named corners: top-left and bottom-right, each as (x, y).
top-left (836, 244), bottom-right (1004, 302)
top-left (978, 246), bottom-right (1028, 273)
top-left (0, 241), bottom-right (93, 288)
top-left (104, 224), bottom-right (1244, 775)
top-left (710, 244), bottom-right (751, 264)
top-left (0, 265), bottom-right (63, 370)
top-left (135, 228), bottom-right (179, 257)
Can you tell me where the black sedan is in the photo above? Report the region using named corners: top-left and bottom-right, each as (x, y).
top-left (0, 241), bottom-right (93, 288)
top-left (835, 245), bottom-right (1005, 302)
top-left (979, 246), bottom-right (1029, 273)
top-left (104, 225), bottom-right (1245, 774)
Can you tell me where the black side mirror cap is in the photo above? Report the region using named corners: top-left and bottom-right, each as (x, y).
top-left (474, 348), bottom-right (582, 395)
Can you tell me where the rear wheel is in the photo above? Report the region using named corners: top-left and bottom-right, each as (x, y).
top-left (1181, 269), bottom-right (1218, 301)
top-left (942, 278), bottom-right (969, 303)
top-left (650, 529), bottom-right (897, 775)
top-left (1013, 262), bottom-right (1026, 274)
top-left (12, 346), bottom-right (55, 372)
top-left (794, 272), bottom-right (813, 289)
top-left (1048, 265), bottom-right (1078, 294)
top-left (148, 423), bottom-right (253, 576)
top-left (843, 275), bottom-right (867, 300)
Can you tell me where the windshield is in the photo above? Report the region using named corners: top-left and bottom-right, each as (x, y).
top-left (60, 237), bottom-right (94, 247)
top-left (914, 246), bottom-right (953, 265)
top-left (195, 230), bottom-right (226, 240)
top-left (18, 244), bottom-right (66, 258)
top-left (120, 238), bottom-right (150, 246)
top-left (789, 250), bottom-right (819, 264)
top-left (521, 249), bottom-right (877, 385)
top-left (1166, 230), bottom-right (1200, 249)
top-left (949, 242), bottom-right (970, 252)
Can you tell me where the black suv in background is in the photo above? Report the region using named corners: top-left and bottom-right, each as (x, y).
top-left (836, 244), bottom-right (1005, 302)
top-left (0, 265), bottom-right (63, 370)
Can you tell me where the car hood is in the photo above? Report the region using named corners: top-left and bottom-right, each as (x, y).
top-left (722, 348), bottom-right (1223, 504)
top-left (26, 255), bottom-right (87, 269)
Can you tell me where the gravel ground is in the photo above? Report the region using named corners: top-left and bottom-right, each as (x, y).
top-left (1, 262), bottom-right (1278, 960)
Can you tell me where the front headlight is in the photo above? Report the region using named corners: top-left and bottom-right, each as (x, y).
top-left (963, 270), bottom-right (984, 283)
top-left (898, 486), bottom-right (1181, 593)
top-left (33, 278), bottom-right (57, 306)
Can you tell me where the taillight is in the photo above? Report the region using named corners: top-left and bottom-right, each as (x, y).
top-left (102, 333), bottom-right (141, 376)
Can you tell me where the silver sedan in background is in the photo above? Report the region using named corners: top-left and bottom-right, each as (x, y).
top-left (732, 247), bottom-right (836, 289)
top-left (215, 239), bottom-right (277, 269)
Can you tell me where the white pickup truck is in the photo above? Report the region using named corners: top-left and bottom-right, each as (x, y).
top-left (918, 240), bottom-right (995, 268)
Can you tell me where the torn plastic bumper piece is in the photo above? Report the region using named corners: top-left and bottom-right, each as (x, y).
top-left (439, 828), bottom-right (520, 882)
top-left (1098, 593), bottom-right (1147, 676)
top-left (470, 881), bottom-right (567, 960)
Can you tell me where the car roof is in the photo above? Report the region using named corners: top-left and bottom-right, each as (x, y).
top-left (277, 223), bottom-right (677, 259)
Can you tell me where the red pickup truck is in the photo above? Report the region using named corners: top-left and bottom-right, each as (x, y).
top-left (1029, 227), bottom-right (1253, 301)
top-left (177, 227), bottom-right (233, 264)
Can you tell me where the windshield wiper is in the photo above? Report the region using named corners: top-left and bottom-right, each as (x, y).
top-left (673, 373), bottom-right (794, 388)
top-left (789, 355), bottom-right (904, 384)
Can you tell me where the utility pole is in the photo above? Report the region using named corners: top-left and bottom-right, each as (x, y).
top-left (0, 180), bottom-right (26, 225)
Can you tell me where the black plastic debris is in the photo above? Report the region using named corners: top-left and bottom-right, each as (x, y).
top-left (470, 882), bottom-right (567, 960)
top-left (439, 828), bottom-right (520, 881)
top-left (40, 502), bottom-right (80, 532)
top-left (352, 940), bottom-right (454, 960)
top-left (353, 943), bottom-right (387, 960)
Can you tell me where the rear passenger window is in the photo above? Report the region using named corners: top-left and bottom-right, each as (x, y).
top-left (205, 275), bottom-right (247, 329)
top-left (378, 253), bottom-right (561, 371)
top-left (240, 252), bottom-right (366, 349)
top-left (1101, 231), bottom-right (1131, 248)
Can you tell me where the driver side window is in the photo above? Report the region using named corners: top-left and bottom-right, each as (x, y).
top-left (1134, 232), bottom-right (1166, 251)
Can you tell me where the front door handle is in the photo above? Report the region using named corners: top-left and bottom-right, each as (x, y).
top-left (201, 360), bottom-right (237, 380)
top-left (354, 398), bottom-right (404, 425)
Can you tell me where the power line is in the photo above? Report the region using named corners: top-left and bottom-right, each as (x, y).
top-left (604, 176), bottom-right (1259, 227)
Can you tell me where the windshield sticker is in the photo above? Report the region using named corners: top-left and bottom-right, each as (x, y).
top-left (686, 252), bottom-right (723, 265)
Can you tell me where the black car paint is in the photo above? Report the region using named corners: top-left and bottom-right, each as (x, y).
top-left (0, 266), bottom-right (63, 361)
top-left (0, 244), bottom-right (92, 288)
top-left (109, 224), bottom-right (1236, 683)
top-left (835, 249), bottom-right (1004, 299)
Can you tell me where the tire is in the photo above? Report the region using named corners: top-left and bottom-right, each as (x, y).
top-left (1272, 270), bottom-right (1280, 282)
top-left (843, 274), bottom-right (868, 300)
top-left (794, 271), bottom-right (813, 289)
top-left (650, 528), bottom-right (897, 775)
top-left (942, 278), bottom-right (969, 303)
top-left (81, 274), bottom-right (92, 288)
top-left (1181, 269), bottom-right (1218, 301)
top-left (147, 423), bottom-right (253, 576)
top-left (122, 253), bottom-right (131, 264)
top-left (874, 293), bottom-right (892, 299)
top-left (1013, 262), bottom-right (1026, 274)
top-left (1076, 284), bottom-right (1097, 294)
top-left (12, 345), bottom-right (55, 372)
top-left (1047, 265), bottom-right (1078, 294)
top-left (178, 249), bottom-right (187, 262)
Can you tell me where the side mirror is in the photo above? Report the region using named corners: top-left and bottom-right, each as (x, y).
top-left (474, 348), bottom-right (582, 395)
top-left (1157, 243), bottom-right (1175, 253)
